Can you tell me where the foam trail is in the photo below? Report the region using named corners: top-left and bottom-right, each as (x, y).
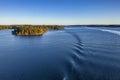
top-left (101, 29), bottom-right (120, 36)
top-left (85, 27), bottom-right (120, 36)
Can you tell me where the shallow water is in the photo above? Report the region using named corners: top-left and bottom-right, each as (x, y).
top-left (0, 27), bottom-right (120, 80)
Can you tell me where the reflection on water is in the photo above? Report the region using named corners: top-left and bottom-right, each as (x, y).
top-left (0, 27), bottom-right (120, 80)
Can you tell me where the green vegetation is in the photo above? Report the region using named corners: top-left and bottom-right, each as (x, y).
top-left (0, 25), bottom-right (64, 36)
top-left (0, 25), bottom-right (12, 30)
top-left (12, 25), bottom-right (64, 36)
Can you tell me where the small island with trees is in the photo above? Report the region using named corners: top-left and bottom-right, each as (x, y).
top-left (12, 25), bottom-right (64, 36)
top-left (0, 25), bottom-right (64, 36)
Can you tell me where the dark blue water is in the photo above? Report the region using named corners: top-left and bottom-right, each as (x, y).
top-left (0, 27), bottom-right (120, 80)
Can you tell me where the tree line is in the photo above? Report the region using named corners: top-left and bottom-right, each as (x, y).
top-left (0, 25), bottom-right (12, 30)
top-left (12, 25), bottom-right (64, 36)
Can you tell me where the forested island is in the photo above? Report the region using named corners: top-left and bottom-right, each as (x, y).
top-left (0, 25), bottom-right (64, 36)
top-left (12, 25), bottom-right (64, 36)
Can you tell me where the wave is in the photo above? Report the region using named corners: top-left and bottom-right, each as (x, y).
top-left (85, 27), bottom-right (120, 36)
top-left (101, 29), bottom-right (120, 36)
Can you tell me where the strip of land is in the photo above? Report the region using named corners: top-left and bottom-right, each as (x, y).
top-left (66, 25), bottom-right (120, 27)
top-left (0, 25), bottom-right (64, 36)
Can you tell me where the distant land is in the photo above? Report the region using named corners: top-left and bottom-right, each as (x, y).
top-left (65, 25), bottom-right (120, 27)
top-left (0, 25), bottom-right (64, 36)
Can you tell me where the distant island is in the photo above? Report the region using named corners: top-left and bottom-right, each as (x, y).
top-left (66, 25), bottom-right (120, 27)
top-left (0, 25), bottom-right (64, 36)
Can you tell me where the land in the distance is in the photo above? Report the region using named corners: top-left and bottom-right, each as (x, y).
top-left (0, 25), bottom-right (64, 36)
top-left (66, 25), bottom-right (120, 27)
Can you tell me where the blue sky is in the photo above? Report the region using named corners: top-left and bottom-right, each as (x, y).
top-left (0, 0), bottom-right (120, 25)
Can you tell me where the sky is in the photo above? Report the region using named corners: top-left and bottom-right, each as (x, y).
top-left (0, 0), bottom-right (120, 25)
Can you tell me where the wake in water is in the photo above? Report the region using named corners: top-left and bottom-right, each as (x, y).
top-left (85, 27), bottom-right (120, 36)
top-left (63, 27), bottom-right (120, 80)
top-left (63, 29), bottom-right (87, 80)
top-left (101, 29), bottom-right (120, 35)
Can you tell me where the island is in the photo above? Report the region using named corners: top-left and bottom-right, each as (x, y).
top-left (12, 25), bottom-right (64, 36)
top-left (0, 25), bottom-right (64, 36)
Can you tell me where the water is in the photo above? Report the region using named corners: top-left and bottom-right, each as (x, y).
top-left (0, 27), bottom-right (120, 80)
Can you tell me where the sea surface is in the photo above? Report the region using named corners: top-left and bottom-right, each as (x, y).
top-left (0, 27), bottom-right (120, 80)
